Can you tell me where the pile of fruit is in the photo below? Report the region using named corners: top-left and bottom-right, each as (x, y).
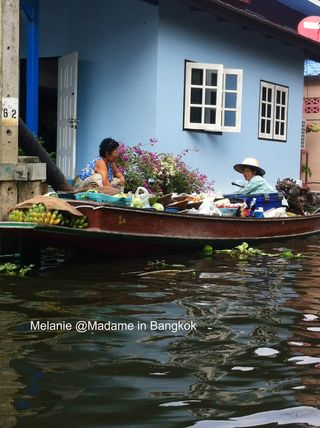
top-left (8, 203), bottom-right (88, 229)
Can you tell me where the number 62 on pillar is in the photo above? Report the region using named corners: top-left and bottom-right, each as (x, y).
top-left (1, 97), bottom-right (18, 126)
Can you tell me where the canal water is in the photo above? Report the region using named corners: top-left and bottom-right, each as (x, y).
top-left (0, 237), bottom-right (320, 428)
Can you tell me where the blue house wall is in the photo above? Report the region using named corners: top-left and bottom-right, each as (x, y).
top-left (155, 0), bottom-right (305, 191)
top-left (20, 0), bottom-right (305, 192)
top-left (21, 0), bottom-right (159, 174)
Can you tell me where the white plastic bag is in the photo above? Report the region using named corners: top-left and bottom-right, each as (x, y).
top-left (198, 196), bottom-right (222, 216)
top-left (264, 207), bottom-right (287, 218)
top-left (133, 187), bottom-right (150, 208)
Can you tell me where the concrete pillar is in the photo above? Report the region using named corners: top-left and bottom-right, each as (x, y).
top-left (0, 0), bottom-right (19, 221)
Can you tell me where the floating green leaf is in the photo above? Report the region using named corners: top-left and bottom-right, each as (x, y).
top-left (218, 249), bottom-right (233, 254)
top-left (280, 250), bottom-right (294, 258)
top-left (203, 244), bottom-right (213, 256)
top-left (0, 263), bottom-right (34, 276)
top-left (19, 265), bottom-right (35, 276)
top-left (213, 242), bottom-right (303, 260)
top-left (147, 260), bottom-right (186, 270)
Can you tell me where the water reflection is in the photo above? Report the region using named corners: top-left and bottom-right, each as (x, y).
top-left (0, 305), bottom-right (25, 428)
top-left (188, 405), bottom-right (320, 427)
top-left (284, 248), bottom-right (320, 411)
top-left (0, 238), bottom-right (319, 427)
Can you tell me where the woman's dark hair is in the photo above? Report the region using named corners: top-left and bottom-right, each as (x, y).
top-left (99, 138), bottom-right (119, 157)
top-left (245, 165), bottom-right (262, 176)
top-left (251, 166), bottom-right (263, 177)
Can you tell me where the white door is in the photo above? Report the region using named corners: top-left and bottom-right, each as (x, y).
top-left (56, 52), bottom-right (78, 179)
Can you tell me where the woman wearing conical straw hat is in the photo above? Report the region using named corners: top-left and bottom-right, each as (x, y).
top-left (233, 157), bottom-right (277, 195)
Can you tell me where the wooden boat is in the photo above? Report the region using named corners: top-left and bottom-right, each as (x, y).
top-left (1, 200), bottom-right (320, 258)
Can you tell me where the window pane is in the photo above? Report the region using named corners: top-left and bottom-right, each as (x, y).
top-left (205, 89), bottom-right (217, 106)
top-left (261, 103), bottom-right (266, 117)
top-left (206, 70), bottom-right (217, 86)
top-left (225, 92), bottom-right (237, 109)
top-left (191, 69), bottom-right (203, 85)
top-left (282, 91), bottom-right (286, 105)
top-left (275, 121), bottom-right (280, 135)
top-left (262, 86), bottom-right (267, 101)
top-left (267, 88), bottom-right (272, 102)
top-left (225, 74), bottom-right (237, 91)
top-left (224, 110), bottom-right (236, 127)
top-left (266, 120), bottom-right (271, 134)
top-left (190, 107), bottom-right (202, 123)
top-left (261, 118), bottom-right (265, 133)
top-left (281, 107), bottom-right (285, 120)
top-left (276, 91), bottom-right (281, 104)
top-left (276, 105), bottom-right (280, 119)
top-left (281, 122), bottom-right (285, 135)
top-left (267, 104), bottom-right (271, 118)
top-left (191, 88), bottom-right (203, 104)
top-left (204, 108), bottom-right (216, 124)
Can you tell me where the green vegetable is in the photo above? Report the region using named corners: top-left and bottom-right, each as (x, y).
top-left (132, 197), bottom-right (144, 208)
top-left (152, 203), bottom-right (164, 211)
top-left (148, 196), bottom-right (158, 206)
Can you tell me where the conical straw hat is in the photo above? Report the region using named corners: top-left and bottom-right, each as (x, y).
top-left (233, 157), bottom-right (265, 176)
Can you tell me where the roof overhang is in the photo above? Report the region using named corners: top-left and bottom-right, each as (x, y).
top-left (178, 0), bottom-right (320, 62)
top-left (277, 0), bottom-right (320, 17)
top-left (305, 75), bottom-right (320, 81)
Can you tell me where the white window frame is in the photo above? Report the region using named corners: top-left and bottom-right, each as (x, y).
top-left (259, 81), bottom-right (288, 142)
top-left (222, 68), bottom-right (243, 133)
top-left (184, 61), bottom-right (243, 133)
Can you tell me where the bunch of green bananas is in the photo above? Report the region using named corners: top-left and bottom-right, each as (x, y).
top-left (8, 209), bottom-right (26, 222)
top-left (66, 216), bottom-right (89, 229)
top-left (54, 214), bottom-right (88, 229)
top-left (22, 204), bottom-right (61, 224)
top-left (8, 203), bottom-right (88, 229)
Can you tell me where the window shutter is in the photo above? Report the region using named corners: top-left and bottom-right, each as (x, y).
top-left (259, 81), bottom-right (288, 141)
top-left (273, 85), bottom-right (288, 141)
top-left (184, 62), bottom-right (223, 132)
top-left (222, 69), bottom-right (243, 132)
top-left (258, 81), bottom-right (274, 139)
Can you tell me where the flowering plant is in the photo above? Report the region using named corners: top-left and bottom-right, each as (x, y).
top-left (117, 139), bottom-right (214, 194)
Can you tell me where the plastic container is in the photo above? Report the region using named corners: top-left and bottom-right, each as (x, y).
top-left (224, 193), bottom-right (283, 211)
top-left (58, 192), bottom-right (75, 200)
top-left (219, 207), bottom-right (239, 217)
top-left (165, 207), bottom-right (179, 213)
top-left (253, 207), bottom-right (264, 218)
top-left (74, 192), bottom-right (132, 206)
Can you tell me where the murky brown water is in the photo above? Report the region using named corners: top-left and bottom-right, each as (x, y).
top-left (0, 237), bottom-right (320, 427)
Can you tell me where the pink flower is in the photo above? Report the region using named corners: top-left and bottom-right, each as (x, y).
top-left (117, 139), bottom-right (214, 193)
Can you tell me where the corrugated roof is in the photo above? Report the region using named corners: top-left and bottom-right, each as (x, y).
top-left (178, 0), bottom-right (320, 61)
